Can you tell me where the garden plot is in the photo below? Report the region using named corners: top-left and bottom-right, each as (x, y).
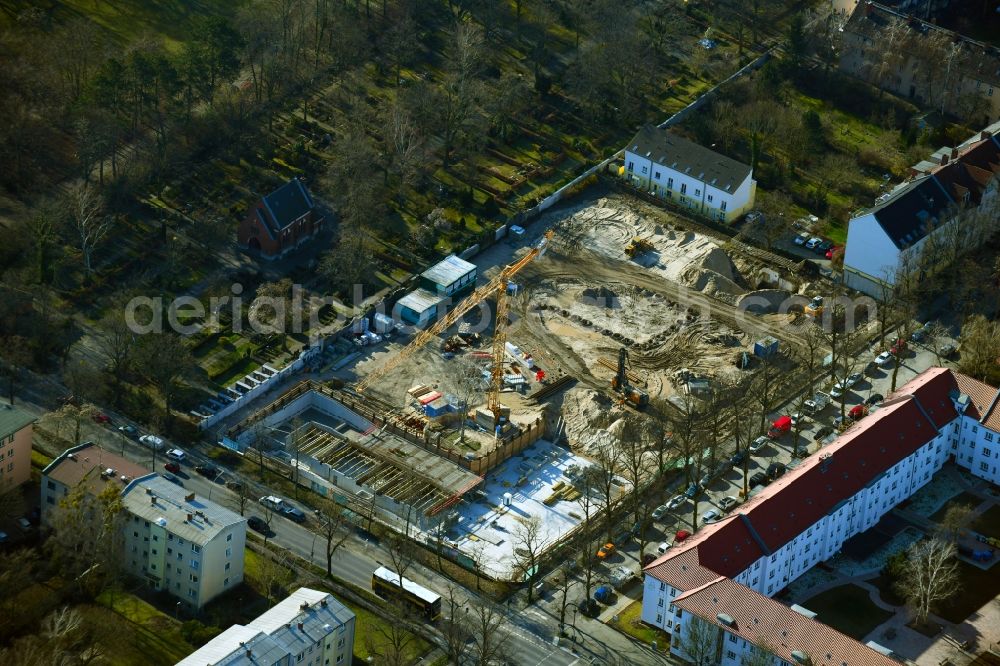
top-left (451, 439), bottom-right (630, 579)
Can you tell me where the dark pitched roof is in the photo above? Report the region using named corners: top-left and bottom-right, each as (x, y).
top-left (646, 368), bottom-right (965, 586)
top-left (0, 403), bottom-right (35, 437)
top-left (259, 179), bottom-right (315, 234)
top-left (869, 175), bottom-right (953, 249)
top-left (626, 126), bottom-right (752, 193)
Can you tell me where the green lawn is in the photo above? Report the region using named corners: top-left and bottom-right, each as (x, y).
top-left (803, 584), bottom-right (892, 641)
top-left (94, 590), bottom-right (195, 665)
top-left (970, 505), bottom-right (1000, 540)
top-left (609, 600), bottom-right (671, 649)
top-left (18, 0), bottom-right (245, 50)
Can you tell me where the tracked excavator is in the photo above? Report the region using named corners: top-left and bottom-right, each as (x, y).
top-left (611, 347), bottom-right (648, 408)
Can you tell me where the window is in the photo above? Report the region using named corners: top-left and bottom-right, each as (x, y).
top-left (985, 448), bottom-right (993, 458)
top-left (654, 171), bottom-right (661, 180)
top-left (47, 480), bottom-right (55, 490)
top-left (729, 634), bottom-right (737, 643)
top-left (627, 161), bottom-right (634, 172)
top-left (191, 544), bottom-right (201, 553)
top-left (641, 166), bottom-right (648, 175)
top-left (973, 426), bottom-right (979, 433)
top-left (986, 433), bottom-right (995, 442)
top-left (981, 462), bottom-right (989, 472)
top-left (667, 178), bottom-right (673, 190)
top-left (721, 201), bottom-right (727, 211)
top-left (694, 189), bottom-right (701, 197)
top-left (680, 183), bottom-right (687, 194)
top-left (224, 577), bottom-right (230, 586)
top-left (227, 534), bottom-right (233, 542)
top-left (337, 656), bottom-right (344, 664)
top-left (189, 574), bottom-right (199, 583)
top-left (188, 588), bottom-right (197, 599)
top-left (190, 560), bottom-right (199, 570)
top-left (728, 651), bottom-right (737, 660)
top-left (297, 655), bottom-right (303, 663)
top-left (226, 547), bottom-right (232, 558)
top-left (337, 638), bottom-right (345, 648)
top-left (656, 614), bottom-right (663, 624)
top-left (658, 598), bottom-right (664, 607)
top-left (707, 194), bottom-right (713, 203)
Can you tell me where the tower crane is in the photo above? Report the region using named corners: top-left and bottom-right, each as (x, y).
top-left (354, 230), bottom-right (555, 426)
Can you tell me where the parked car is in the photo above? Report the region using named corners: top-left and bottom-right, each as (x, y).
top-left (793, 232), bottom-right (810, 245)
top-left (247, 516), bottom-right (268, 533)
top-left (164, 462), bottom-right (180, 473)
top-left (195, 464), bottom-right (218, 478)
top-left (845, 373), bottom-right (863, 387)
top-left (749, 436), bottom-right (769, 453)
top-left (940, 343), bottom-right (956, 357)
top-left (657, 542), bottom-right (671, 555)
top-left (816, 240), bottom-right (834, 255)
top-left (804, 392), bottom-right (831, 413)
top-left (667, 494), bottom-right (687, 510)
top-left (866, 393), bottom-right (885, 406)
top-left (702, 509), bottom-right (722, 524)
top-left (165, 448), bottom-right (186, 462)
top-left (91, 412), bottom-right (111, 424)
top-left (139, 434), bottom-right (165, 451)
top-left (596, 542), bottom-right (616, 560)
top-left (790, 412), bottom-right (806, 427)
top-left (651, 505), bottom-right (669, 520)
top-left (718, 496), bottom-right (740, 512)
top-left (830, 382), bottom-right (847, 399)
top-left (745, 211), bottom-right (764, 224)
top-left (118, 424), bottom-right (139, 439)
top-left (16, 517), bottom-right (32, 532)
top-left (225, 480), bottom-right (244, 491)
top-left (729, 450), bottom-right (748, 467)
top-left (259, 496), bottom-right (305, 522)
top-left (683, 483), bottom-right (701, 499)
top-left (890, 338), bottom-right (908, 356)
top-left (825, 245), bottom-right (840, 260)
top-left (814, 425), bottom-right (835, 441)
top-left (804, 237), bottom-right (822, 250)
top-left (766, 462), bottom-right (786, 480)
top-left (767, 416), bottom-right (792, 439)
top-left (849, 404), bottom-right (869, 421)
top-left (875, 351), bottom-right (894, 367)
top-left (833, 415), bottom-right (847, 429)
top-left (594, 586), bottom-right (614, 604)
top-left (699, 472), bottom-right (714, 488)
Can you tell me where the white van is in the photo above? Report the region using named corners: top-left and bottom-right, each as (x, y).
top-left (165, 448), bottom-right (186, 462)
top-left (139, 434), bottom-right (165, 451)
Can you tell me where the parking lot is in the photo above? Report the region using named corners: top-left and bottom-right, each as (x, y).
top-left (641, 329), bottom-right (958, 555)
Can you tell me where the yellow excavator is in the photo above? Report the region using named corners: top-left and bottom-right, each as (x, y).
top-left (625, 237), bottom-right (654, 258)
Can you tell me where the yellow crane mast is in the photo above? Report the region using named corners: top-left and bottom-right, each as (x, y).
top-left (354, 231), bottom-right (555, 426)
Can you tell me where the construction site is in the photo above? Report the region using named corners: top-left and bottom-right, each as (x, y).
top-left (232, 191), bottom-right (815, 581)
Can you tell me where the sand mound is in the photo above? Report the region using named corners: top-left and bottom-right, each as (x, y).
top-left (683, 267), bottom-right (746, 299)
top-left (581, 286), bottom-right (619, 302)
top-left (561, 389), bottom-right (616, 455)
top-left (699, 247), bottom-right (739, 282)
top-left (737, 289), bottom-right (793, 315)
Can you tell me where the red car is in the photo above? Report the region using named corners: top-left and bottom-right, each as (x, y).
top-left (849, 405), bottom-right (869, 421)
top-left (164, 462), bottom-right (181, 473)
top-left (92, 412), bottom-right (111, 424)
top-left (890, 338), bottom-right (908, 356)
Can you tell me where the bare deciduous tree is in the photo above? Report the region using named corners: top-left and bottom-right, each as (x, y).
top-left (67, 184), bottom-right (113, 273)
top-left (681, 614), bottom-right (719, 666)
top-left (319, 503), bottom-right (350, 579)
top-left (467, 599), bottom-right (511, 666)
top-left (511, 515), bottom-right (549, 603)
top-left (897, 538), bottom-right (960, 626)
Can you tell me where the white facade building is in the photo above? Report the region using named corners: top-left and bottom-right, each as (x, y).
top-left (623, 126), bottom-right (756, 224)
top-left (175, 587), bottom-right (356, 666)
top-left (843, 131), bottom-right (1000, 297)
top-left (121, 475), bottom-right (247, 610)
top-left (642, 368), bottom-right (999, 665)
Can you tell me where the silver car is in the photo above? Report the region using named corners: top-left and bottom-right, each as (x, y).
top-left (651, 505), bottom-right (669, 520)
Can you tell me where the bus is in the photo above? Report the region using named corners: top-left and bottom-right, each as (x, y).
top-left (371, 566), bottom-right (441, 620)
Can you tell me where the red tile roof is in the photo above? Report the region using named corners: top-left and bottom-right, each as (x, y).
top-left (43, 442), bottom-right (149, 496)
top-left (672, 576), bottom-right (897, 666)
top-left (645, 368), bottom-right (984, 588)
top-left (954, 372), bottom-right (1000, 426)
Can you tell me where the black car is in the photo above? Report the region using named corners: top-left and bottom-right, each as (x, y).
top-left (195, 464), bottom-right (218, 478)
top-left (225, 479), bottom-right (244, 491)
top-left (865, 393), bottom-right (884, 406)
top-left (813, 425), bottom-right (835, 441)
top-left (766, 462), bottom-right (787, 480)
top-left (730, 450), bottom-right (749, 467)
top-left (749, 471), bottom-right (769, 488)
top-left (247, 516), bottom-right (268, 533)
top-left (816, 240), bottom-right (834, 255)
top-left (118, 424), bottom-right (139, 439)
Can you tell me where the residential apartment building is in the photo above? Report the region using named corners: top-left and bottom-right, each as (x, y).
top-left (623, 126), bottom-right (756, 224)
top-left (175, 587), bottom-right (355, 666)
top-left (0, 404), bottom-right (36, 494)
top-left (41, 441), bottom-right (149, 524)
top-left (642, 367), bottom-right (999, 665)
top-left (842, 128), bottom-right (1000, 297)
top-left (42, 443), bottom-right (246, 610)
top-left (121, 475), bottom-right (246, 609)
top-left (840, 2), bottom-right (1000, 126)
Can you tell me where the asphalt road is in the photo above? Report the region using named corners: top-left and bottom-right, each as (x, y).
top-left (79, 424), bottom-right (588, 666)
